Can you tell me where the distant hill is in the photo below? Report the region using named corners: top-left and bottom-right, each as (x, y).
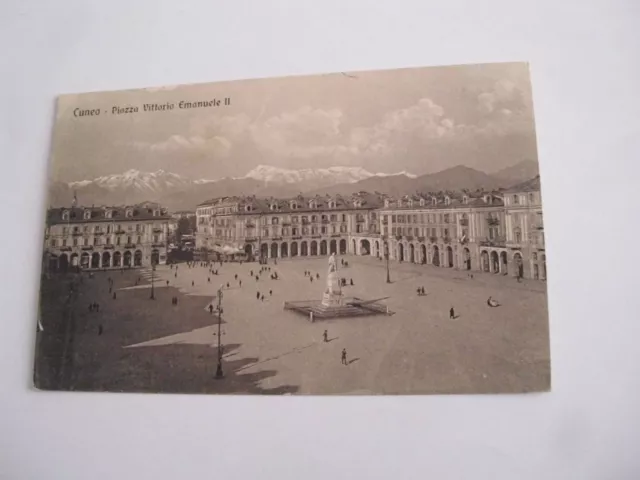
top-left (493, 160), bottom-right (539, 186)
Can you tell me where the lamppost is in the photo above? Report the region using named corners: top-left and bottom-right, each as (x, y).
top-left (384, 237), bottom-right (391, 284)
top-left (149, 257), bottom-right (156, 300)
top-left (214, 286), bottom-right (224, 379)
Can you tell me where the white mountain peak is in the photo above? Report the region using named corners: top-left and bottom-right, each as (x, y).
top-left (242, 165), bottom-right (415, 184)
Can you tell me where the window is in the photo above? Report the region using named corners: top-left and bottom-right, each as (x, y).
top-left (50, 239), bottom-right (56, 247)
top-left (62, 239), bottom-right (67, 247)
top-left (302, 227), bottom-right (308, 235)
top-left (137, 236), bottom-right (141, 244)
top-left (292, 216), bottom-right (298, 224)
top-left (62, 210), bottom-right (69, 220)
top-left (94, 237), bottom-right (101, 246)
top-left (73, 238), bottom-right (78, 246)
top-left (84, 210), bottom-right (91, 220)
top-left (83, 226), bottom-right (89, 233)
top-left (330, 214), bottom-right (337, 222)
top-left (443, 214), bottom-right (450, 223)
top-left (332, 225), bottom-right (336, 233)
top-left (126, 209), bottom-right (133, 218)
top-left (342, 214), bottom-right (346, 222)
top-left (321, 227), bottom-right (327, 234)
top-left (263, 228), bottom-right (269, 238)
top-left (514, 228), bottom-right (522, 243)
top-left (392, 215), bottom-right (397, 222)
top-left (62, 227), bottom-right (68, 235)
top-left (311, 227), bottom-right (317, 235)
top-left (529, 193), bottom-right (534, 204)
top-left (116, 237), bottom-right (121, 245)
top-left (153, 235), bottom-right (159, 243)
top-left (127, 236), bottom-right (132, 244)
top-left (513, 195), bottom-right (519, 205)
top-left (106, 237), bottom-right (111, 245)
top-left (292, 228), bottom-right (298, 235)
top-left (340, 225), bottom-right (347, 233)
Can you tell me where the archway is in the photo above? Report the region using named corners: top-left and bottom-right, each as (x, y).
top-left (432, 246), bottom-right (440, 266)
top-left (339, 239), bottom-right (347, 255)
top-left (59, 253), bottom-right (69, 272)
top-left (490, 251), bottom-right (499, 273)
top-left (151, 249), bottom-right (160, 265)
top-left (301, 241), bottom-right (308, 256)
top-left (398, 243), bottom-right (405, 262)
top-left (540, 254), bottom-right (547, 280)
top-left (291, 242), bottom-right (298, 257)
top-left (311, 241), bottom-right (318, 256)
top-left (281, 242), bottom-right (288, 258)
top-left (447, 246), bottom-right (454, 267)
top-left (134, 250), bottom-right (142, 267)
top-left (80, 252), bottom-right (90, 269)
top-left (360, 239), bottom-right (371, 255)
top-left (123, 250), bottom-right (132, 267)
top-left (421, 244), bottom-right (427, 264)
top-left (270, 242), bottom-right (278, 258)
top-left (91, 252), bottom-right (100, 269)
top-left (70, 253), bottom-right (79, 268)
top-left (500, 251), bottom-right (508, 275)
top-left (48, 255), bottom-right (58, 273)
top-left (261, 243), bottom-right (268, 259)
top-left (112, 251), bottom-right (121, 267)
top-left (320, 240), bottom-right (327, 255)
top-left (329, 240), bottom-right (337, 255)
top-left (244, 244), bottom-right (253, 256)
top-left (481, 251), bottom-right (490, 272)
top-left (101, 251), bottom-right (110, 268)
top-left (409, 243), bottom-right (415, 263)
top-left (463, 248), bottom-right (471, 270)
top-left (514, 252), bottom-right (523, 278)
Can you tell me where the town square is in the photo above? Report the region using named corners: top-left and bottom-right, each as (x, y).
top-left (36, 252), bottom-right (549, 395)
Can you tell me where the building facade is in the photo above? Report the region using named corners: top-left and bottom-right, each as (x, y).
top-left (195, 193), bottom-right (381, 260)
top-left (194, 176), bottom-right (545, 280)
top-left (44, 203), bottom-right (171, 272)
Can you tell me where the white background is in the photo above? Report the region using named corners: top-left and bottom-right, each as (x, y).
top-left (1, 1), bottom-right (639, 478)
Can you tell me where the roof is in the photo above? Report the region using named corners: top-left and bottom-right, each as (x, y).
top-left (47, 204), bottom-right (171, 225)
top-left (381, 192), bottom-right (504, 211)
top-left (503, 175), bottom-right (541, 193)
top-left (197, 193), bottom-right (385, 213)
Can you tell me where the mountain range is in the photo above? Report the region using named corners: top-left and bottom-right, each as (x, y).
top-left (49, 160), bottom-right (538, 211)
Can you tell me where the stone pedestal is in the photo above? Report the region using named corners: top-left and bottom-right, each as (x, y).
top-left (321, 291), bottom-right (344, 308)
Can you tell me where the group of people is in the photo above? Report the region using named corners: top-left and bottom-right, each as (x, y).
top-left (416, 286), bottom-right (427, 296)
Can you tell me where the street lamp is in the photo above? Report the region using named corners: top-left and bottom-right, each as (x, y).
top-left (384, 238), bottom-right (391, 284)
top-left (214, 285), bottom-right (224, 379)
top-left (150, 257), bottom-right (156, 300)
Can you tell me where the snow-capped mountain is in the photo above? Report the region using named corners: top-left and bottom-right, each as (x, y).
top-left (241, 164), bottom-right (417, 185)
top-left (69, 169), bottom-right (191, 193)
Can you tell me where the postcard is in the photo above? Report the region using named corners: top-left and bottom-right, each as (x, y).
top-left (35, 62), bottom-right (550, 394)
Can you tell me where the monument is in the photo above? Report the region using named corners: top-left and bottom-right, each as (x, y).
top-left (321, 253), bottom-right (343, 308)
top-left (284, 253), bottom-right (392, 320)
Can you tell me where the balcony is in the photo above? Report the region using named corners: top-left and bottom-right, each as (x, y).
top-left (442, 236), bottom-right (451, 244)
top-left (459, 219), bottom-right (469, 226)
top-left (292, 236), bottom-right (302, 240)
top-left (72, 231), bottom-right (82, 236)
top-left (301, 219), bottom-right (309, 225)
top-left (124, 243), bottom-right (137, 249)
top-left (273, 236), bottom-right (283, 241)
top-left (321, 219), bottom-right (329, 224)
top-left (102, 245), bottom-right (114, 250)
top-left (152, 228), bottom-right (163, 233)
top-left (479, 236), bottom-right (507, 248)
top-left (395, 235), bottom-right (402, 241)
top-left (152, 243), bottom-right (165, 248)
top-left (282, 222), bottom-right (291, 226)
top-left (429, 236), bottom-right (437, 244)
top-left (59, 246), bottom-right (72, 252)
top-left (417, 236), bottom-right (426, 242)
top-left (245, 223), bottom-right (255, 228)
top-left (331, 234), bottom-right (341, 238)
top-left (81, 246), bottom-right (94, 251)
top-left (382, 219), bottom-right (388, 225)
top-left (115, 230), bottom-right (126, 235)
top-left (245, 237), bottom-right (257, 242)
top-left (94, 231), bottom-right (104, 235)
top-left (356, 217), bottom-right (365, 223)
top-left (487, 217), bottom-right (500, 226)
top-left (405, 235), bottom-right (414, 242)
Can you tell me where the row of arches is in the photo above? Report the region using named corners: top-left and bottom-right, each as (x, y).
top-left (246, 239), bottom-right (350, 259)
top-left (48, 249), bottom-right (159, 272)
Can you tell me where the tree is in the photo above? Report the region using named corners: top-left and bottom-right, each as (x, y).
top-left (176, 217), bottom-right (192, 243)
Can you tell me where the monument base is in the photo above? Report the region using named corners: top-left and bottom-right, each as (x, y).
top-left (321, 291), bottom-right (343, 308)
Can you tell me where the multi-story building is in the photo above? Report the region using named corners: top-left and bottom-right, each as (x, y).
top-left (504, 176), bottom-right (546, 280)
top-left (44, 203), bottom-right (171, 272)
top-left (194, 176), bottom-right (545, 280)
top-left (195, 193), bottom-right (382, 260)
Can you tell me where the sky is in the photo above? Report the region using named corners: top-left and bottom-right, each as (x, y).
top-left (50, 62), bottom-right (539, 182)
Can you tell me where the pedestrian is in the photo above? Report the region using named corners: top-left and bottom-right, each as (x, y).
top-left (449, 307), bottom-right (455, 319)
top-left (208, 277), bottom-right (211, 283)
top-left (323, 330), bottom-right (328, 343)
top-left (234, 274), bottom-right (238, 280)
top-left (192, 280), bottom-right (195, 286)
top-left (269, 289), bottom-right (272, 296)
top-left (175, 296), bottom-right (179, 305)
top-left (88, 303), bottom-right (93, 312)
top-left (256, 275), bottom-right (259, 281)
top-left (209, 304), bottom-right (214, 315)
top-left (98, 324), bottom-right (103, 336)
top-left (341, 348), bottom-right (347, 365)
top-left (261, 294), bottom-right (264, 301)
top-left (96, 303), bottom-right (100, 313)
top-left (350, 278), bottom-right (354, 286)
top-left (109, 286), bottom-right (112, 294)
top-left (416, 287), bottom-right (421, 296)
top-left (316, 273), bottom-right (320, 279)
top-left (310, 277), bottom-right (313, 283)
top-left (239, 280), bottom-right (242, 287)
top-left (166, 280), bottom-right (169, 286)
top-left (113, 292), bottom-right (117, 300)
top-left (226, 282), bottom-right (230, 288)
top-left (250, 270), bottom-right (253, 276)
top-left (175, 272), bottom-right (177, 278)
top-left (257, 291), bottom-right (260, 300)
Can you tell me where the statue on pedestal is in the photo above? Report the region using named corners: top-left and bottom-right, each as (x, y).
top-left (322, 253), bottom-right (343, 307)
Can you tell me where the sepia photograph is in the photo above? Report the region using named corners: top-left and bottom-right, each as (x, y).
top-left (35, 62), bottom-right (550, 395)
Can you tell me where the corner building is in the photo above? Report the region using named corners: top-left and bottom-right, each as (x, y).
top-left (44, 204), bottom-right (171, 272)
